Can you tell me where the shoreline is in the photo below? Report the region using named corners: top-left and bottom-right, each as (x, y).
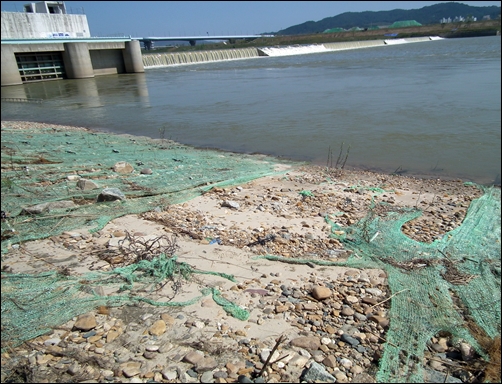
top-left (2, 118), bottom-right (498, 187)
top-left (1, 120), bottom-right (499, 383)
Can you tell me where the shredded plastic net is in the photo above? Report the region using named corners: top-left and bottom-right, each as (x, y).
top-left (1, 123), bottom-right (290, 253)
top-left (261, 185), bottom-right (501, 383)
top-left (1, 123), bottom-right (285, 351)
top-left (1, 254), bottom-right (249, 352)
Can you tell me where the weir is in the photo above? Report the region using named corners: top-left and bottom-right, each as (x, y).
top-left (142, 47), bottom-right (260, 68)
top-left (142, 37), bottom-right (445, 68)
top-left (323, 39), bottom-right (385, 50)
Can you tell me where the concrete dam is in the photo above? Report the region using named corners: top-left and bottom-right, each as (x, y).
top-left (141, 38), bottom-right (440, 68)
top-left (142, 47), bottom-right (262, 67)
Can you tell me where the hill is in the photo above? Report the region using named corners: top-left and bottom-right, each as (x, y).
top-left (271, 2), bottom-right (501, 35)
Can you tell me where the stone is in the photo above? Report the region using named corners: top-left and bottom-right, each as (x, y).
top-left (74, 313), bottom-right (97, 331)
top-left (196, 357), bottom-right (218, 372)
top-left (340, 307), bottom-right (355, 316)
top-left (76, 179), bottom-right (99, 191)
top-left (97, 188), bottom-right (126, 202)
top-left (183, 350), bottom-right (204, 365)
top-left (341, 333), bottom-right (359, 346)
top-left (22, 200), bottom-right (77, 215)
top-left (260, 348), bottom-right (280, 363)
top-left (459, 342), bottom-right (474, 361)
top-left (333, 369), bottom-right (349, 383)
top-left (140, 168), bottom-right (152, 174)
top-left (148, 319), bottom-right (166, 336)
top-left (222, 200), bottom-right (240, 210)
top-left (160, 313), bottom-right (176, 326)
top-left (201, 370), bottom-right (215, 383)
top-left (367, 314), bottom-right (389, 328)
top-left (122, 362), bottom-right (142, 378)
top-left (311, 286), bottom-right (332, 300)
top-left (352, 373), bottom-right (376, 383)
top-left (113, 161), bottom-right (134, 174)
top-left (290, 336), bottom-right (321, 351)
top-left (162, 369), bottom-right (178, 380)
top-left (302, 361), bottom-right (336, 382)
top-left (322, 355), bottom-right (338, 368)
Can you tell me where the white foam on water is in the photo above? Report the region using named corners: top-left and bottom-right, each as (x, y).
top-left (384, 38), bottom-right (409, 45)
top-left (258, 44), bottom-right (329, 57)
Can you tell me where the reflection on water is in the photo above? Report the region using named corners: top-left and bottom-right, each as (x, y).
top-left (1, 36), bottom-right (500, 185)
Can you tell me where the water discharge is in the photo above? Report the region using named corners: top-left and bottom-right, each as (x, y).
top-left (142, 37), bottom-right (443, 66)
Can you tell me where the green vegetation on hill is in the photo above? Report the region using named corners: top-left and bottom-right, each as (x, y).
top-left (143, 19), bottom-right (500, 54)
top-left (272, 2), bottom-right (500, 35)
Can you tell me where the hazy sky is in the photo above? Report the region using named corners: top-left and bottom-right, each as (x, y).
top-left (1, 1), bottom-right (500, 36)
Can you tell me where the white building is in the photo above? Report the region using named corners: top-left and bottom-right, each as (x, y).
top-left (1, 1), bottom-right (90, 39)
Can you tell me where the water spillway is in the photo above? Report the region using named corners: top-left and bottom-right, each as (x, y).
top-left (142, 47), bottom-right (260, 68)
top-left (323, 40), bottom-right (386, 51)
top-left (142, 37), bottom-right (446, 68)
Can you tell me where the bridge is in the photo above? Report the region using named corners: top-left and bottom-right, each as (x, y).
top-left (133, 35), bottom-right (268, 49)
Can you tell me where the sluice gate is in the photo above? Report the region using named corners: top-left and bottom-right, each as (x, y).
top-left (142, 47), bottom-right (260, 68)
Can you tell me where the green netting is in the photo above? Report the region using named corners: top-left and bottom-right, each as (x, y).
top-left (1, 124), bottom-right (291, 253)
top-left (1, 253), bottom-right (249, 352)
top-left (389, 20), bottom-right (422, 28)
top-left (259, 185), bottom-right (501, 383)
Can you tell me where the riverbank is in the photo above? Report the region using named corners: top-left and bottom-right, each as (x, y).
top-left (146, 20), bottom-right (501, 54)
top-left (1, 121), bottom-right (500, 383)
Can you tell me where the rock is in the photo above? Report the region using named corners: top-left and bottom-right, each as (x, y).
top-left (74, 313), bottom-right (97, 331)
top-left (113, 161), bottom-right (134, 174)
top-left (459, 342), bottom-right (474, 361)
top-left (196, 357), bottom-right (218, 372)
top-left (22, 200), bottom-right (77, 215)
top-left (367, 314), bottom-right (389, 328)
top-left (260, 348), bottom-right (280, 363)
top-left (76, 179), bottom-right (99, 190)
top-left (162, 370), bottom-right (178, 380)
top-left (341, 307), bottom-right (355, 316)
top-left (322, 355), bottom-right (337, 368)
top-left (140, 168), bottom-right (152, 175)
top-left (183, 350), bottom-right (204, 365)
top-left (340, 358), bottom-right (353, 369)
top-left (302, 361), bottom-right (336, 382)
top-left (122, 362), bottom-right (142, 378)
top-left (222, 200), bottom-right (240, 210)
top-left (423, 368), bottom-right (462, 383)
top-left (430, 343), bottom-right (446, 353)
top-left (311, 286), bottom-right (332, 300)
top-left (290, 336), bottom-right (321, 350)
top-left (333, 368), bottom-right (349, 383)
top-left (160, 313), bottom-right (176, 326)
top-left (200, 370), bottom-right (215, 383)
top-left (341, 333), bottom-right (359, 346)
top-left (97, 187), bottom-right (126, 202)
top-left (365, 288), bottom-right (383, 296)
top-left (149, 319), bottom-right (167, 336)
top-left (352, 373), bottom-right (376, 383)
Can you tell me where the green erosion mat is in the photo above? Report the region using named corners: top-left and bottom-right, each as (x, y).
top-left (1, 253), bottom-right (249, 352)
top-left (1, 123), bottom-right (292, 252)
top-left (261, 185), bottom-right (501, 382)
top-left (1, 122), bottom-right (289, 351)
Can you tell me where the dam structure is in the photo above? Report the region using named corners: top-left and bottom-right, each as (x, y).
top-left (1, 1), bottom-right (144, 86)
top-left (141, 37), bottom-right (440, 68)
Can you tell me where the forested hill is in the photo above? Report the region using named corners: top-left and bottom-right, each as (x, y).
top-left (271, 2), bottom-right (501, 35)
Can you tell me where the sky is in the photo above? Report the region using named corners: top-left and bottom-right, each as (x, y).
top-left (1, 1), bottom-right (500, 37)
